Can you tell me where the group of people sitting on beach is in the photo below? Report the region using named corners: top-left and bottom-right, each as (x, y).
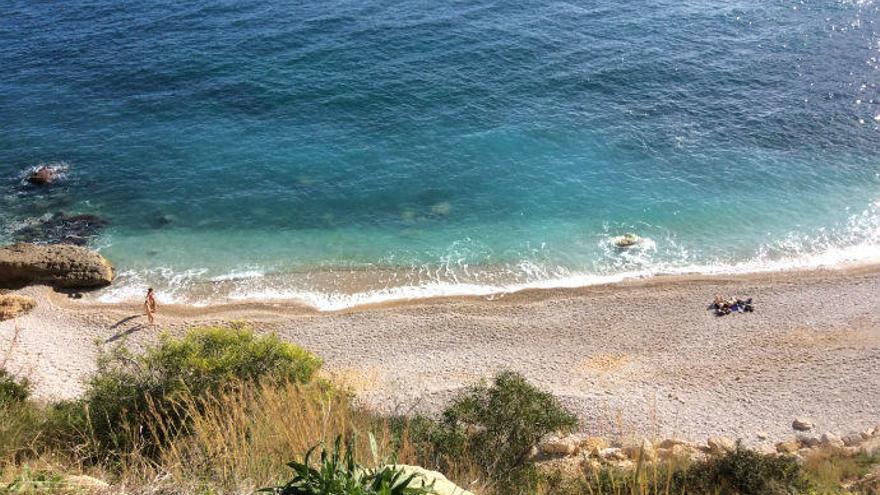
top-left (710, 295), bottom-right (754, 316)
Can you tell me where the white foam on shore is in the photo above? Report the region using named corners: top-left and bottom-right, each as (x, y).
top-left (219, 241), bottom-right (880, 311)
top-left (93, 246), bottom-right (880, 311)
top-left (92, 200), bottom-right (880, 311)
top-left (209, 270), bottom-right (265, 282)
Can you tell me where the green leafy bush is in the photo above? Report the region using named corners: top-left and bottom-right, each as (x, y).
top-left (262, 436), bottom-right (434, 495)
top-left (1, 465), bottom-right (65, 495)
top-left (563, 444), bottom-right (816, 495)
top-left (690, 444), bottom-right (813, 495)
top-left (0, 370), bottom-right (40, 463)
top-left (406, 371), bottom-right (577, 493)
top-left (0, 369), bottom-right (29, 405)
top-left (79, 323), bottom-right (322, 459)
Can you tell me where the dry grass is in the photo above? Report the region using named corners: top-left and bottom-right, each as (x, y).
top-left (160, 384), bottom-right (391, 491)
top-left (802, 445), bottom-right (880, 494)
top-left (103, 381), bottom-right (410, 493)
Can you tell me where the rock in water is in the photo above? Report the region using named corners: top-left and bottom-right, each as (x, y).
top-left (13, 212), bottom-right (107, 246)
top-left (0, 243), bottom-right (113, 289)
top-left (0, 294), bottom-right (36, 320)
top-left (613, 233), bottom-right (641, 248)
top-left (27, 166), bottom-right (55, 185)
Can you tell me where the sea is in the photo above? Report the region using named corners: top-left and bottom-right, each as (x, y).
top-left (1, 0), bottom-right (879, 310)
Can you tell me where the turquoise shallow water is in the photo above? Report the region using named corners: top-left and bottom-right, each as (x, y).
top-left (1, 0), bottom-right (879, 308)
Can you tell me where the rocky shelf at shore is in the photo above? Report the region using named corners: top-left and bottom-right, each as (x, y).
top-left (0, 243), bottom-right (114, 289)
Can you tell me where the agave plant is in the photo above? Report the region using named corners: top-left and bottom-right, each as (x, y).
top-left (260, 436), bottom-right (434, 495)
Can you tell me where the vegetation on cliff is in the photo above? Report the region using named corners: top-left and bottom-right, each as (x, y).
top-left (1, 324), bottom-right (879, 495)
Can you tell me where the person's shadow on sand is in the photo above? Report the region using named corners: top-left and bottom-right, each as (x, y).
top-left (109, 315), bottom-right (140, 330)
top-left (105, 315), bottom-right (145, 343)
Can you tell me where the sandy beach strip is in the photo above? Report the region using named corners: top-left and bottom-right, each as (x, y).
top-left (1, 264), bottom-right (878, 447)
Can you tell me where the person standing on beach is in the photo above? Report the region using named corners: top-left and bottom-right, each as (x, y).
top-left (145, 288), bottom-right (157, 325)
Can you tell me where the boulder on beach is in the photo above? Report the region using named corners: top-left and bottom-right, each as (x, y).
top-left (0, 293), bottom-right (36, 320)
top-left (707, 436), bottom-right (737, 454)
top-left (0, 243), bottom-right (113, 289)
top-left (793, 417), bottom-right (815, 432)
top-left (391, 465), bottom-right (474, 495)
top-left (776, 440), bottom-right (800, 454)
top-left (540, 435), bottom-right (579, 456)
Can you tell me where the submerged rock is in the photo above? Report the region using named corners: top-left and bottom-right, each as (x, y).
top-left (0, 243), bottom-right (113, 289)
top-left (0, 294), bottom-right (36, 320)
top-left (13, 212), bottom-right (107, 246)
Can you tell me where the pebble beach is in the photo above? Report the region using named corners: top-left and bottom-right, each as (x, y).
top-left (3, 264), bottom-right (878, 448)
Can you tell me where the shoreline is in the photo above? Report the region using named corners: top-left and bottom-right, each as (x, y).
top-left (72, 260), bottom-right (880, 315)
top-left (87, 235), bottom-right (880, 310)
top-left (2, 262), bottom-right (879, 448)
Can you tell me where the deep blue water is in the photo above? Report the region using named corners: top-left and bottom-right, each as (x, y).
top-left (1, 0), bottom-right (879, 308)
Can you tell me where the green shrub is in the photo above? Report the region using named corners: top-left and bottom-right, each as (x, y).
top-left (1, 465), bottom-right (65, 495)
top-left (79, 323), bottom-right (322, 460)
top-left (0, 370), bottom-right (39, 464)
top-left (0, 402), bottom-right (42, 464)
top-left (405, 371), bottom-right (577, 493)
top-left (261, 436), bottom-right (434, 495)
top-left (0, 369), bottom-right (29, 405)
top-left (570, 444), bottom-right (815, 495)
top-left (687, 444), bottom-right (813, 495)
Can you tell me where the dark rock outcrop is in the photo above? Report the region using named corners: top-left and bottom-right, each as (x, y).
top-left (0, 243), bottom-right (114, 289)
top-left (27, 166), bottom-right (56, 185)
top-left (14, 212), bottom-right (107, 246)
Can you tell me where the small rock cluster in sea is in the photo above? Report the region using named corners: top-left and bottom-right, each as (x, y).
top-left (9, 163), bottom-right (108, 245)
